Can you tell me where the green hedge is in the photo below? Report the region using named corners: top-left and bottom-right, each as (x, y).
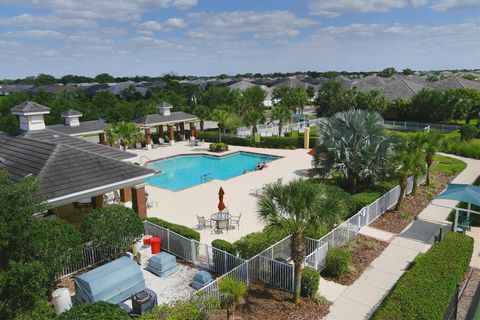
top-left (211, 239), bottom-right (236, 255)
top-left (144, 217), bottom-right (200, 241)
top-left (372, 232), bottom-right (474, 320)
top-left (233, 227), bottom-right (289, 259)
top-left (56, 301), bottom-right (130, 320)
top-left (197, 131), bottom-right (304, 149)
top-left (324, 248), bottom-right (352, 277)
top-left (301, 267), bottom-right (320, 298)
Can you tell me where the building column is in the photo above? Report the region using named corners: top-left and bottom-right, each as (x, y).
top-left (189, 122), bottom-right (197, 138)
top-left (145, 128), bottom-right (151, 150)
top-left (91, 194), bottom-right (105, 209)
top-left (131, 184), bottom-right (147, 218)
top-left (168, 125), bottom-right (174, 145)
top-left (98, 132), bottom-right (106, 145)
top-left (179, 122), bottom-right (185, 140)
top-left (120, 187), bottom-right (132, 208)
top-left (158, 125), bottom-right (164, 138)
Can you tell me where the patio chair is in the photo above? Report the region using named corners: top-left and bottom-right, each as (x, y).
top-left (196, 215), bottom-right (212, 229)
top-left (230, 213), bottom-right (242, 229)
top-left (196, 139), bottom-right (204, 146)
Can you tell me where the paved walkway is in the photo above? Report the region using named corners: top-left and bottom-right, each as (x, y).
top-left (325, 153), bottom-right (480, 320)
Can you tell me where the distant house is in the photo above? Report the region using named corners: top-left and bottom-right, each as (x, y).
top-left (0, 84), bottom-right (34, 95)
top-left (24, 84), bottom-right (79, 95)
top-left (1, 101), bottom-right (154, 222)
top-left (227, 80), bottom-right (274, 107)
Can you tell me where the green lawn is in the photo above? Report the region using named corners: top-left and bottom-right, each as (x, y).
top-left (433, 154), bottom-right (467, 175)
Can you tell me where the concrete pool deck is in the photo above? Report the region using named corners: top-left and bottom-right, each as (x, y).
top-left (131, 142), bottom-right (313, 244)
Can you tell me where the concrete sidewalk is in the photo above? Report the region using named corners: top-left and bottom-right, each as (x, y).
top-left (325, 153), bottom-right (480, 320)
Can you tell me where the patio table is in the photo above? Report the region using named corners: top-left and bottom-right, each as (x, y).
top-left (211, 212), bottom-right (232, 230)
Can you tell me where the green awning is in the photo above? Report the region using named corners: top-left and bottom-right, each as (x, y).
top-left (435, 184), bottom-right (480, 207)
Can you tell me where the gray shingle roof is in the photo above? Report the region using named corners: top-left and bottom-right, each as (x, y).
top-left (47, 120), bottom-right (106, 136)
top-left (23, 129), bottom-right (135, 161)
top-left (11, 101), bottom-right (50, 114)
top-left (428, 76), bottom-right (480, 90)
top-left (228, 80), bottom-right (258, 91)
top-left (61, 109), bottom-right (82, 117)
top-left (133, 111), bottom-right (197, 126)
top-left (0, 132), bottom-right (153, 200)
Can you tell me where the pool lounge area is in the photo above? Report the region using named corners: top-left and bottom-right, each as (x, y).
top-left (145, 152), bottom-right (279, 191)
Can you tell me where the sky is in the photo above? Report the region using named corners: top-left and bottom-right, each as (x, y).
top-left (0, 0), bottom-right (479, 78)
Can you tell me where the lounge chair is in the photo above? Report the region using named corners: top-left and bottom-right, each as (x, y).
top-left (195, 139), bottom-right (204, 146)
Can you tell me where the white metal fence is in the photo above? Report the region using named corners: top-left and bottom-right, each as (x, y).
top-left (56, 243), bottom-right (120, 280)
top-left (236, 118), bottom-right (323, 137)
top-left (383, 120), bottom-right (460, 133)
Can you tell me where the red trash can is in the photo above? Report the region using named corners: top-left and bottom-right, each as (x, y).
top-left (150, 237), bottom-right (161, 254)
top-left (143, 235), bottom-right (153, 245)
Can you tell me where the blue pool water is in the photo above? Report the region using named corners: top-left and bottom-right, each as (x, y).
top-left (145, 152), bottom-right (279, 191)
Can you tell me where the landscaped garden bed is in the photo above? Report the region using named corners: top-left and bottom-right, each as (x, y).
top-left (208, 283), bottom-right (331, 320)
top-left (321, 235), bottom-right (388, 286)
top-left (370, 155), bottom-right (465, 234)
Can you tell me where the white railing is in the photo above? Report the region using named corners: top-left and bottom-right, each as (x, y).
top-left (56, 243), bottom-right (120, 280)
top-left (383, 120), bottom-right (460, 133)
top-left (236, 118), bottom-right (323, 137)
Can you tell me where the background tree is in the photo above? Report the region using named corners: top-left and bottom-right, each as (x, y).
top-left (314, 80), bottom-right (351, 117)
top-left (402, 68), bottom-right (414, 75)
top-left (94, 73), bottom-right (115, 83)
top-left (217, 277), bottom-right (247, 320)
top-left (257, 180), bottom-right (341, 302)
top-left (271, 103), bottom-right (291, 136)
top-left (313, 110), bottom-right (396, 193)
top-left (306, 85), bottom-right (316, 100)
top-left (378, 67), bottom-right (396, 78)
top-left (447, 88), bottom-right (480, 124)
top-left (353, 90), bottom-right (387, 114)
top-left (83, 205), bottom-right (144, 255)
top-left (192, 104), bottom-right (210, 131)
top-left (388, 151), bottom-right (416, 211)
top-left (410, 89), bottom-right (450, 123)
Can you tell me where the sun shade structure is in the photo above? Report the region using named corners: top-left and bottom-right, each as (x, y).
top-left (435, 184), bottom-right (480, 207)
top-left (74, 256), bottom-right (146, 305)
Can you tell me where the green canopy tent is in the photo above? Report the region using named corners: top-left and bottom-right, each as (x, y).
top-left (434, 184), bottom-right (480, 231)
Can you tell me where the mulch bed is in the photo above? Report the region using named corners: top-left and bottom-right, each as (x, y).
top-left (321, 235), bottom-right (388, 286)
top-left (208, 283), bottom-right (331, 320)
top-left (371, 171), bottom-right (453, 234)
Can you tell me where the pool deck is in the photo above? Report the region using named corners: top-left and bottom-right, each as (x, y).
top-left (130, 141), bottom-right (313, 244)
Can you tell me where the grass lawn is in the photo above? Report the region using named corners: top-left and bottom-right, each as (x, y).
top-left (433, 154), bottom-right (467, 175)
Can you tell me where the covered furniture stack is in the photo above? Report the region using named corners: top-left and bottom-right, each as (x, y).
top-left (73, 256), bottom-right (146, 304)
top-left (146, 252), bottom-right (178, 277)
top-left (191, 270), bottom-right (214, 289)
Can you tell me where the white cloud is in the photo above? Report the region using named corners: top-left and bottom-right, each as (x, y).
top-left (430, 0), bottom-right (479, 10)
top-left (321, 23), bottom-right (383, 36)
top-left (3, 29), bottom-right (64, 39)
top-left (0, 13), bottom-right (96, 29)
top-left (136, 17), bottom-right (186, 32)
top-left (187, 10), bottom-right (316, 40)
top-left (309, 0), bottom-right (407, 17)
top-left (131, 36), bottom-right (170, 47)
top-left (0, 0), bottom-right (197, 22)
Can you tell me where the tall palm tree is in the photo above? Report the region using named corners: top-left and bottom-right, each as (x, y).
top-left (243, 108), bottom-right (265, 134)
top-left (257, 179), bottom-right (340, 303)
top-left (211, 109), bottom-right (230, 143)
top-left (193, 104), bottom-right (210, 131)
top-left (405, 133), bottom-right (427, 195)
top-left (424, 132), bottom-right (442, 186)
top-left (218, 277), bottom-right (247, 320)
top-left (271, 104), bottom-right (291, 136)
top-left (313, 110), bottom-right (396, 193)
top-left (389, 151), bottom-right (416, 211)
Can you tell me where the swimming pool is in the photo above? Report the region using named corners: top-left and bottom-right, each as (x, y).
top-left (145, 152), bottom-right (279, 191)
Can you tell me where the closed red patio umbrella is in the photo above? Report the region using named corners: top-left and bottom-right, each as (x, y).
top-left (218, 187), bottom-right (226, 212)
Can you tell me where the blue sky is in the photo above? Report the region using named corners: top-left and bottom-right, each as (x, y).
top-left (0, 0), bottom-right (478, 78)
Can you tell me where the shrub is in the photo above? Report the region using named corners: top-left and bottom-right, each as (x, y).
top-left (15, 300), bottom-right (56, 320)
top-left (139, 297), bottom-right (220, 320)
top-left (459, 124), bottom-right (478, 141)
top-left (212, 239), bottom-right (236, 255)
top-left (83, 205), bottom-right (144, 253)
top-left (234, 227), bottom-right (289, 259)
top-left (351, 191), bottom-right (384, 212)
top-left (56, 301), bottom-right (130, 320)
top-left (442, 137), bottom-right (480, 159)
top-left (372, 233), bottom-right (473, 320)
top-left (145, 217), bottom-right (200, 241)
top-left (209, 142), bottom-right (228, 152)
top-left (324, 248), bottom-right (352, 277)
top-left (301, 267), bottom-right (320, 298)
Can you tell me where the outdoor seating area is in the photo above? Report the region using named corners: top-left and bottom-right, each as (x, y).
top-left (197, 211), bottom-right (242, 233)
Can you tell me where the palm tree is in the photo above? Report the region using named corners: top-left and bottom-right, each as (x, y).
top-left (271, 104), bottom-right (291, 136)
top-left (104, 122), bottom-right (140, 150)
top-left (424, 132), bottom-right (442, 186)
top-left (389, 151), bottom-right (416, 211)
top-left (257, 180), bottom-right (340, 303)
top-left (243, 108), bottom-right (265, 134)
top-left (405, 133), bottom-right (427, 195)
top-left (217, 277), bottom-right (247, 320)
top-left (313, 110), bottom-right (396, 193)
top-left (211, 109), bottom-right (230, 143)
top-left (193, 104), bottom-right (210, 131)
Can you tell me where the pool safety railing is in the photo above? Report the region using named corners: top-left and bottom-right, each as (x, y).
top-left (200, 173), bottom-right (212, 183)
top-left (139, 156), bottom-right (153, 166)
